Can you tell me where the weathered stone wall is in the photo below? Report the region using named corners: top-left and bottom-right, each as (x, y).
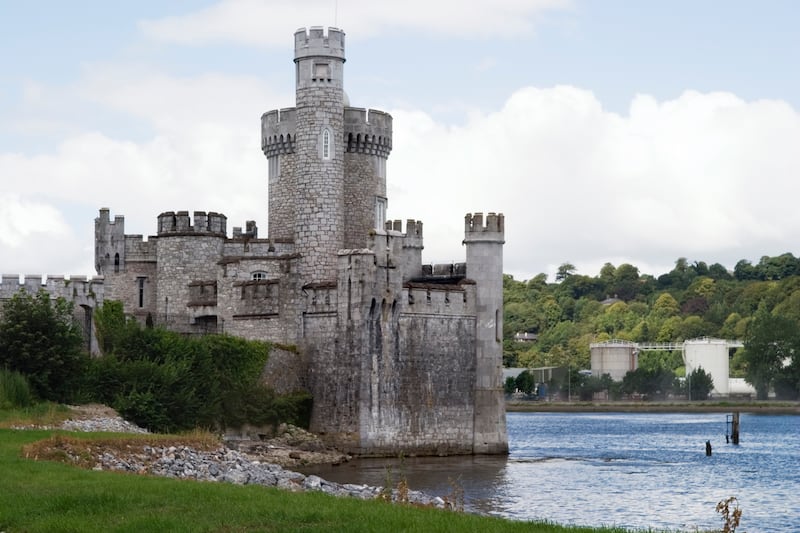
top-left (260, 346), bottom-right (308, 394)
top-left (343, 152), bottom-right (380, 249)
top-left (357, 312), bottom-right (477, 455)
top-left (156, 233), bottom-right (224, 329)
top-left (464, 213), bottom-right (508, 454)
top-left (263, 107), bottom-right (297, 242)
top-left (216, 254), bottom-right (301, 344)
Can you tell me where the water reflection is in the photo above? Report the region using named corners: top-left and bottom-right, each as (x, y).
top-left (302, 454), bottom-right (508, 514)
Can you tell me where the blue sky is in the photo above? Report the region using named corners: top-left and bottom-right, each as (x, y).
top-left (2, 0), bottom-right (799, 281)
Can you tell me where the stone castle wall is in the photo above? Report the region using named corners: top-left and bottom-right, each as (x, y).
top-left (88, 26), bottom-right (508, 457)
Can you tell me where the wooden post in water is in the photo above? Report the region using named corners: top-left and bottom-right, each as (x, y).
top-left (731, 411), bottom-right (740, 445)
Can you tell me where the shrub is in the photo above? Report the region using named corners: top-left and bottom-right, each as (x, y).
top-left (85, 302), bottom-right (305, 432)
top-left (0, 368), bottom-right (34, 409)
top-left (0, 290), bottom-right (88, 402)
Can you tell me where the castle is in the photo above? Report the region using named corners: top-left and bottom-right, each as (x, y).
top-left (10, 27), bottom-right (508, 455)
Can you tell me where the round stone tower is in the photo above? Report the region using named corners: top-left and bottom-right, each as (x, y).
top-left (293, 26), bottom-right (346, 282)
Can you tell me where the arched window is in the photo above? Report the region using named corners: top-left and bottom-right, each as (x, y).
top-left (322, 128), bottom-right (331, 160)
top-left (251, 271), bottom-right (268, 281)
top-left (114, 253), bottom-right (120, 273)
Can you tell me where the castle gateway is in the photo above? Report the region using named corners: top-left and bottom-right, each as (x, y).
top-left (95, 27), bottom-right (508, 455)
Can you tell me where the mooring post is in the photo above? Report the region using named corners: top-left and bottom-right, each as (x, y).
top-left (705, 440), bottom-right (712, 456)
top-left (731, 411), bottom-right (740, 445)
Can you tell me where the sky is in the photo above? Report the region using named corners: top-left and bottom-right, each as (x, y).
top-left (1, 0), bottom-right (799, 282)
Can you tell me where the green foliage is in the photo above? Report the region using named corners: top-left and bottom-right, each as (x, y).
top-left (84, 301), bottom-right (307, 433)
top-left (502, 253), bottom-right (800, 399)
top-left (744, 306), bottom-right (800, 399)
top-left (0, 368), bottom-right (34, 408)
top-left (577, 374), bottom-right (612, 401)
top-left (514, 370), bottom-right (536, 394)
top-left (686, 367), bottom-right (715, 400)
top-left (621, 367), bottom-right (677, 400)
top-left (0, 290), bottom-right (88, 402)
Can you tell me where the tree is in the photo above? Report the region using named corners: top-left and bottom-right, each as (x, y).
top-left (652, 293), bottom-right (680, 317)
top-left (622, 367), bottom-right (677, 400)
top-left (686, 367), bottom-right (714, 400)
top-left (515, 370), bottom-right (536, 395)
top-left (0, 290), bottom-right (88, 402)
top-left (743, 306), bottom-right (798, 399)
top-left (555, 263), bottom-right (577, 282)
top-left (504, 376), bottom-right (517, 394)
top-left (734, 259), bottom-right (759, 281)
top-left (612, 263), bottom-right (640, 301)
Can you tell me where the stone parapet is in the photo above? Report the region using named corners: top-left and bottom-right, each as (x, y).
top-left (157, 211), bottom-right (227, 236)
top-left (344, 108), bottom-right (392, 157)
top-left (262, 108), bottom-right (297, 157)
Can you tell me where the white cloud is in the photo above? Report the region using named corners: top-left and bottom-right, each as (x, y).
top-left (3, 56), bottom-right (799, 284)
top-left (388, 88), bottom-right (800, 280)
top-left (139, 0), bottom-right (572, 46)
top-left (0, 66), bottom-right (282, 277)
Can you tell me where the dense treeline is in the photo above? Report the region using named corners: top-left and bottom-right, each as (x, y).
top-left (504, 255), bottom-right (800, 399)
top-left (0, 293), bottom-right (311, 431)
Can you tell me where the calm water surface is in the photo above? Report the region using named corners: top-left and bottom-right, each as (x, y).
top-left (305, 412), bottom-right (799, 532)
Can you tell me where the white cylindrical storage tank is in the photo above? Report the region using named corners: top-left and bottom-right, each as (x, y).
top-left (590, 340), bottom-right (638, 381)
top-left (683, 338), bottom-right (729, 395)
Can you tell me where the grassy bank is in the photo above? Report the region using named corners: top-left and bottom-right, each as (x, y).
top-left (1, 427), bottom-right (648, 533)
top-left (506, 400), bottom-right (800, 414)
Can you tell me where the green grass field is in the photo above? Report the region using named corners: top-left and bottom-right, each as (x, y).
top-left (0, 426), bottom-right (659, 533)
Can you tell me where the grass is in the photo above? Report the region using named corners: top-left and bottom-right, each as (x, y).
top-left (0, 401), bottom-right (71, 427)
top-left (0, 405), bottom-right (669, 533)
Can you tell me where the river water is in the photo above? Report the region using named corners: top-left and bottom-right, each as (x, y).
top-left (304, 412), bottom-right (799, 532)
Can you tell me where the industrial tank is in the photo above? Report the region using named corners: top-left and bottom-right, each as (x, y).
top-left (590, 340), bottom-right (638, 381)
top-left (683, 338), bottom-right (730, 395)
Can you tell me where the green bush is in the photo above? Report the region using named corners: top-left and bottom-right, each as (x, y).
top-left (0, 290), bottom-right (89, 403)
top-left (85, 301), bottom-right (305, 433)
top-left (0, 368), bottom-right (34, 409)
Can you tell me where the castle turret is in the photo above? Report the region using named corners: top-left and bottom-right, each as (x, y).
top-left (95, 208), bottom-right (126, 275)
top-left (292, 26), bottom-right (347, 282)
top-left (464, 212), bottom-right (508, 454)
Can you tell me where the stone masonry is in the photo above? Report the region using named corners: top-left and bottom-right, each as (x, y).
top-left (92, 26), bottom-right (508, 456)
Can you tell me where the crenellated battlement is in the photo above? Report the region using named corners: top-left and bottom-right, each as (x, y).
top-left (232, 221), bottom-right (258, 239)
top-left (464, 212), bottom-right (505, 242)
top-left (261, 108), bottom-right (297, 157)
top-left (96, 208), bottom-right (125, 228)
top-left (294, 26), bottom-right (345, 61)
top-left (157, 211), bottom-right (227, 236)
top-left (403, 282), bottom-right (473, 316)
top-left (385, 219), bottom-right (423, 239)
top-left (0, 274), bottom-right (104, 305)
top-left (419, 263), bottom-right (468, 278)
top-left (344, 108), bottom-right (392, 157)
top-left (465, 212), bottom-right (504, 234)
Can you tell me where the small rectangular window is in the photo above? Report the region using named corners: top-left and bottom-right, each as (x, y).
top-left (322, 129), bottom-right (331, 160)
top-left (137, 277), bottom-right (146, 308)
top-left (375, 197), bottom-right (387, 229)
top-left (313, 63), bottom-right (331, 81)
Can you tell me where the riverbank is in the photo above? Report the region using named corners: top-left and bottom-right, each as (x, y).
top-left (506, 399), bottom-right (800, 414)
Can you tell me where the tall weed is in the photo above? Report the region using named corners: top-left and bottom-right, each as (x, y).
top-left (0, 368), bottom-right (34, 408)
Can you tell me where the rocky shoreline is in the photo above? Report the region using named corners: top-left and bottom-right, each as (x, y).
top-left (19, 405), bottom-right (449, 509)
